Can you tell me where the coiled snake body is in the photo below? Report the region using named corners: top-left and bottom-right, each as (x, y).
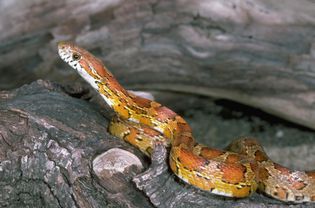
top-left (58, 42), bottom-right (315, 203)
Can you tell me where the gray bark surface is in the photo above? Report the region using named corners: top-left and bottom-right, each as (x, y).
top-left (0, 81), bottom-right (153, 208)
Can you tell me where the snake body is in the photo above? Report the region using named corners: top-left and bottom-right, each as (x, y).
top-left (58, 42), bottom-right (315, 203)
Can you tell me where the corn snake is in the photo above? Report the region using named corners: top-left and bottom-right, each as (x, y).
top-left (58, 41), bottom-right (315, 203)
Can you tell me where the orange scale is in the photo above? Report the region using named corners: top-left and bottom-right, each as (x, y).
top-left (139, 116), bottom-right (152, 126)
top-left (147, 107), bottom-right (157, 116)
top-left (133, 96), bottom-right (152, 108)
top-left (220, 163), bottom-right (246, 184)
top-left (163, 127), bottom-right (173, 140)
top-left (176, 122), bottom-right (192, 133)
top-left (257, 167), bottom-right (270, 182)
top-left (150, 101), bottom-right (161, 108)
top-left (143, 126), bottom-right (161, 137)
top-left (291, 180), bottom-right (307, 190)
top-left (249, 162), bottom-right (259, 174)
top-left (254, 150), bottom-right (268, 162)
top-left (225, 154), bottom-right (242, 163)
top-left (169, 157), bottom-right (178, 174)
top-left (231, 185), bottom-right (254, 198)
top-left (273, 164), bottom-right (291, 176)
top-left (200, 148), bottom-right (224, 160)
top-left (79, 61), bottom-right (95, 78)
top-left (178, 148), bottom-right (207, 171)
top-left (155, 106), bottom-right (177, 122)
top-left (274, 187), bottom-right (288, 201)
top-left (124, 128), bottom-right (139, 146)
top-left (173, 135), bottom-right (195, 148)
top-left (190, 174), bottom-right (215, 191)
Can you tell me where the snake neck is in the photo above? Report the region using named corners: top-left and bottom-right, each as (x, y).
top-left (93, 74), bottom-right (189, 143)
top-left (58, 41), bottom-right (190, 144)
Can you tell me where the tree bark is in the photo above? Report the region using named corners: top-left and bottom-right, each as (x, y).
top-left (0, 81), bottom-right (153, 208)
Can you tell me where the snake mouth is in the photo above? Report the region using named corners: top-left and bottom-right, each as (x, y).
top-left (57, 41), bottom-right (72, 63)
top-left (57, 41), bottom-right (101, 91)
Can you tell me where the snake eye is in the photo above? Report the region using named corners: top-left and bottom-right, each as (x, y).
top-left (72, 53), bottom-right (81, 61)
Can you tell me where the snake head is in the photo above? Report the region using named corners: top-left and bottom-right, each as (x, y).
top-left (58, 41), bottom-right (111, 90)
top-left (58, 41), bottom-right (84, 68)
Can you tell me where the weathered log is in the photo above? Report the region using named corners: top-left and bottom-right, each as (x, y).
top-left (1, 0), bottom-right (315, 130)
top-left (0, 81), bottom-right (152, 208)
top-left (1, 80), bottom-right (315, 207)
